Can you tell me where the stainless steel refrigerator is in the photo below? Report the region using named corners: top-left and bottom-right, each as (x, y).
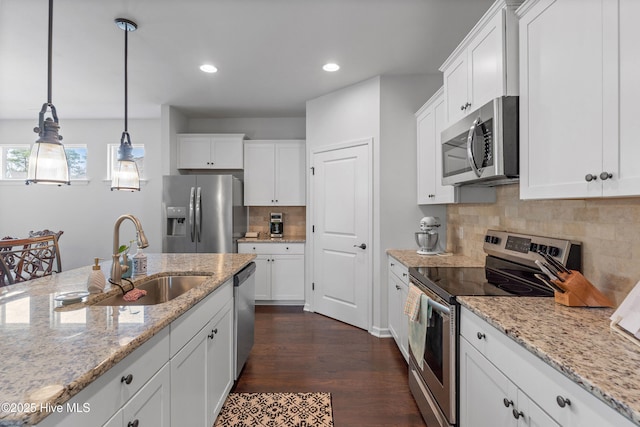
top-left (162, 175), bottom-right (247, 253)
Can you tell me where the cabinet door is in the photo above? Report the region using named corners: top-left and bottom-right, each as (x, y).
top-left (387, 271), bottom-right (402, 345)
top-left (443, 54), bottom-right (469, 126)
top-left (519, 0), bottom-right (605, 199)
top-left (170, 323), bottom-right (209, 426)
top-left (516, 389), bottom-right (560, 427)
top-left (416, 98), bottom-right (437, 205)
top-left (253, 255), bottom-right (271, 300)
top-left (460, 337), bottom-right (516, 427)
top-left (605, 0), bottom-right (640, 196)
top-left (244, 142), bottom-right (276, 205)
top-left (468, 11), bottom-right (503, 112)
top-left (398, 282), bottom-right (409, 361)
top-left (123, 364), bottom-right (171, 427)
top-left (206, 305), bottom-right (234, 425)
top-left (270, 254), bottom-right (304, 300)
top-left (177, 135), bottom-right (212, 169)
top-left (275, 142), bottom-right (306, 206)
top-left (211, 135), bottom-right (243, 169)
top-left (432, 96), bottom-right (456, 204)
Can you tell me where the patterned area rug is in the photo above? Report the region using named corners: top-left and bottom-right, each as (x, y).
top-left (214, 392), bottom-right (334, 427)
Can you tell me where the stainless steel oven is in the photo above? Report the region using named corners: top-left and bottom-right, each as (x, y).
top-left (406, 230), bottom-right (582, 427)
top-left (408, 280), bottom-right (456, 427)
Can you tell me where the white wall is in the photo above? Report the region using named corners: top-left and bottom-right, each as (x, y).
top-left (0, 118), bottom-right (162, 270)
top-left (187, 117), bottom-right (305, 140)
top-left (305, 75), bottom-right (443, 335)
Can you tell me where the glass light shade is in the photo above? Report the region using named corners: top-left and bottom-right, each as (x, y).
top-left (26, 141), bottom-right (70, 185)
top-left (111, 159), bottom-right (140, 191)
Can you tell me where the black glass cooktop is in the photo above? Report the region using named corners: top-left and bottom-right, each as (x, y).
top-left (409, 262), bottom-right (554, 304)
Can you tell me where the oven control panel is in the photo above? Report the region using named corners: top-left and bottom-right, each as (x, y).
top-left (483, 229), bottom-right (582, 271)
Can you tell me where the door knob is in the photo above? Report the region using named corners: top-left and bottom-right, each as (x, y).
top-left (353, 243), bottom-right (367, 250)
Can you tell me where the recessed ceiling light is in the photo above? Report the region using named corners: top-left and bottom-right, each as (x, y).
top-left (200, 64), bottom-right (218, 73)
top-left (322, 63), bottom-right (340, 72)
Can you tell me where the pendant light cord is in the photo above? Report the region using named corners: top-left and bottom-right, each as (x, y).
top-left (47, 0), bottom-right (53, 105)
top-left (124, 26), bottom-right (128, 134)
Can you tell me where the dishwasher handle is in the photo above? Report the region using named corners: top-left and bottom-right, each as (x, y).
top-left (234, 262), bottom-right (256, 286)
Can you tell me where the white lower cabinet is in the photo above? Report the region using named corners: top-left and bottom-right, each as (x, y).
top-left (170, 281), bottom-right (234, 427)
top-left (114, 363), bottom-right (171, 427)
top-left (238, 243), bottom-right (304, 303)
top-left (387, 256), bottom-right (409, 362)
top-left (460, 307), bottom-right (635, 427)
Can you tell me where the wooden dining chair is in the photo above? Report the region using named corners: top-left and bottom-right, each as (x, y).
top-left (0, 233), bottom-right (63, 287)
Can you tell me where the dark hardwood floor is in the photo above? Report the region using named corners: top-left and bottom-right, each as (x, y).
top-left (233, 306), bottom-right (426, 426)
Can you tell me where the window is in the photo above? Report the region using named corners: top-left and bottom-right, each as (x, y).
top-left (107, 144), bottom-right (145, 180)
top-left (0, 144), bottom-right (88, 181)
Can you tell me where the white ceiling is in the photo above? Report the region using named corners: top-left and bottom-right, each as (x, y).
top-left (0, 0), bottom-right (494, 120)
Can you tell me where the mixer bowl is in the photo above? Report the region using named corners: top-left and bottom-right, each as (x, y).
top-left (415, 231), bottom-right (439, 253)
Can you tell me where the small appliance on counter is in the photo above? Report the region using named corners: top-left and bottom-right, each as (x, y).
top-left (415, 216), bottom-right (442, 255)
top-left (270, 212), bottom-right (283, 238)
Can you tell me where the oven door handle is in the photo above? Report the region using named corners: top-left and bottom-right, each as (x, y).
top-left (427, 298), bottom-right (450, 315)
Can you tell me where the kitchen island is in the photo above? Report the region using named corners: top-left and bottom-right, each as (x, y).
top-left (0, 253), bottom-right (255, 426)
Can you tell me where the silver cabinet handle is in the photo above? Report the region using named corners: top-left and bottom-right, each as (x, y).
top-left (354, 243), bottom-right (367, 250)
top-left (585, 173), bottom-right (598, 182)
top-left (512, 409), bottom-right (524, 419)
top-left (503, 398), bottom-right (513, 408)
top-left (600, 171), bottom-right (613, 180)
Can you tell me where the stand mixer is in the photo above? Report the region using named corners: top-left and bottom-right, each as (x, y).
top-left (415, 216), bottom-right (442, 255)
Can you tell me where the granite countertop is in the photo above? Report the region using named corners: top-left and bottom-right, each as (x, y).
top-left (0, 253), bottom-right (255, 426)
top-left (386, 249), bottom-right (484, 268)
top-left (238, 235), bottom-right (306, 243)
top-left (458, 297), bottom-right (640, 425)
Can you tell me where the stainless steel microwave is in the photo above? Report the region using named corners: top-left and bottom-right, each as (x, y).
top-left (441, 96), bottom-right (519, 186)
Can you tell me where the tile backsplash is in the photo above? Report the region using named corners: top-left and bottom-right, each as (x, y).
top-left (247, 206), bottom-right (306, 238)
top-left (447, 184), bottom-right (640, 305)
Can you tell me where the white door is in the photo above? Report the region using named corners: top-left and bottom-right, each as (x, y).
top-left (311, 141), bottom-right (371, 330)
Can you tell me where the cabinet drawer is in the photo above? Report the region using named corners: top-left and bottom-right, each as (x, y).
top-left (238, 242), bottom-right (304, 255)
top-left (38, 328), bottom-right (170, 427)
top-left (388, 256), bottom-right (409, 284)
top-left (170, 279), bottom-right (232, 356)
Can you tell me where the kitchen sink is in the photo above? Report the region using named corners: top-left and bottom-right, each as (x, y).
top-left (93, 275), bottom-right (210, 306)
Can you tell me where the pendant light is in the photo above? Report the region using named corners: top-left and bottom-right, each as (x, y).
top-left (111, 18), bottom-right (140, 192)
top-left (26, 0), bottom-right (70, 186)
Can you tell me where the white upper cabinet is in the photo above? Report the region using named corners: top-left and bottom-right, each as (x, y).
top-left (244, 140), bottom-right (306, 206)
top-left (416, 88), bottom-right (456, 204)
top-left (177, 134), bottom-right (245, 169)
top-left (440, 0), bottom-right (521, 126)
top-left (518, 0), bottom-right (640, 199)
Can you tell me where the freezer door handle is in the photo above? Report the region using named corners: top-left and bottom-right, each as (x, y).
top-left (189, 187), bottom-right (196, 242)
top-left (195, 187), bottom-right (202, 242)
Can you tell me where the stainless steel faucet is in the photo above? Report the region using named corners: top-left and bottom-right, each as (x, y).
top-left (111, 214), bottom-right (149, 285)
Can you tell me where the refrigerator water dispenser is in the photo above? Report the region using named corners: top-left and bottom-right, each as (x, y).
top-left (166, 206), bottom-right (187, 236)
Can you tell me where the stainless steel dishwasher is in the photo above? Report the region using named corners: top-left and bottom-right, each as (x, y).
top-left (233, 262), bottom-right (256, 380)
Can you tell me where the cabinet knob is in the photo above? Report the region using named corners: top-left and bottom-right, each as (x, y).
top-left (208, 328), bottom-right (218, 339)
top-left (599, 171), bottom-right (613, 180)
top-left (585, 173), bottom-right (598, 182)
top-left (503, 398), bottom-right (513, 408)
top-left (477, 332), bottom-right (486, 340)
top-left (465, 102), bottom-right (471, 108)
top-left (460, 105), bottom-right (466, 111)
top-left (121, 374), bottom-right (133, 385)
top-left (390, 263), bottom-right (395, 267)
top-left (556, 395), bottom-right (571, 408)
top-left (128, 420), bottom-right (139, 427)
top-left (512, 409), bottom-right (524, 419)
top-left (395, 285), bottom-right (401, 290)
